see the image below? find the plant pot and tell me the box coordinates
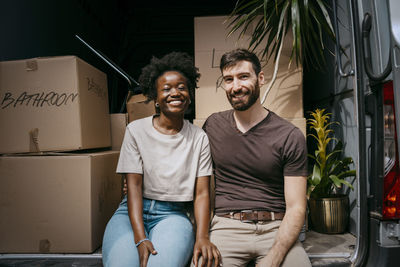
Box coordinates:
[308,194,349,234]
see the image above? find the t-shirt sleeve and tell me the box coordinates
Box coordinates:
[196,133,213,177]
[283,128,308,176]
[116,126,143,174]
[202,117,209,133]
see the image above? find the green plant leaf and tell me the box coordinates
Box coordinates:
[291,0,301,66]
[340,179,355,190]
[337,170,356,180]
[311,164,322,184]
[315,0,334,32]
[307,153,316,160]
[329,174,342,188]
[263,0,271,25]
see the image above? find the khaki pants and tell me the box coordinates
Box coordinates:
[202,215,311,267]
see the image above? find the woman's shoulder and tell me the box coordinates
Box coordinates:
[125,116,153,138]
[185,120,208,137]
[126,116,153,129]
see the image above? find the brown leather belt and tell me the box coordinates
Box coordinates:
[219,210,285,223]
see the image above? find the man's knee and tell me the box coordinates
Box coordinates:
[281,242,311,267]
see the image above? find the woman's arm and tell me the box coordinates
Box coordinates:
[192,176,221,267]
[126,173,157,267]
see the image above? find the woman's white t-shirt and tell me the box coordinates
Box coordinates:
[116,116,212,201]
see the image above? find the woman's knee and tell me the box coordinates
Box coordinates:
[102,213,139,267]
[148,215,194,266]
[154,215,194,243]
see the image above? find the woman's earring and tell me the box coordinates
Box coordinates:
[155,102,160,108]
[188,99,191,104]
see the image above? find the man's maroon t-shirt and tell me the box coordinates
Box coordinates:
[203,110,308,214]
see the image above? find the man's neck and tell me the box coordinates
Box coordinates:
[233,100,269,133]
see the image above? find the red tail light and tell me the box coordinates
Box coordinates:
[382,81,400,219]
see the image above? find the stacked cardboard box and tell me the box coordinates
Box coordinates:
[0,56,122,253]
[0,151,121,253]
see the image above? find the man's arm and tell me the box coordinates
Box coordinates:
[257,175,307,267]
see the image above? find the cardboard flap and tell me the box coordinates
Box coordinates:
[126,93,155,122]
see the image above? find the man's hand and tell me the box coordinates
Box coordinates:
[137,240,157,267]
[192,237,221,267]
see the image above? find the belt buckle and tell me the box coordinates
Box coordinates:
[239,210,257,223]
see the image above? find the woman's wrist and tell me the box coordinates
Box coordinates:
[135,237,149,247]
[195,235,210,241]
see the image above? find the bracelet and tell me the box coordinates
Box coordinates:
[135,238,149,247]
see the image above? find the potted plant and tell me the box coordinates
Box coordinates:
[307,108,356,234]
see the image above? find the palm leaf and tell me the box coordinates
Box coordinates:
[227,0,335,68]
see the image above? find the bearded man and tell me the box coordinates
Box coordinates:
[201,49,311,267]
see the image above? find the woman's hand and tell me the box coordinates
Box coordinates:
[137,240,157,267]
[192,237,221,267]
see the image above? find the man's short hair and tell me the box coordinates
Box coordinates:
[220,49,262,75]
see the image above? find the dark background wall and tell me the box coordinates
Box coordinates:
[0,0,234,115]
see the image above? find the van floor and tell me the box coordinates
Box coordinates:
[304,230,356,267]
[0,231,356,267]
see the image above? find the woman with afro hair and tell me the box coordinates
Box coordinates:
[102,52,221,267]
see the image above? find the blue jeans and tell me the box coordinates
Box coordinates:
[102,197,194,267]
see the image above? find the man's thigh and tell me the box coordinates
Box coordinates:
[254,221,311,267]
[208,216,257,267]
[280,241,312,267]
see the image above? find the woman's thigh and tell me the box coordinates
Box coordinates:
[147,214,194,267]
[102,201,141,267]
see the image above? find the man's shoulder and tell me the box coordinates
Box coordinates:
[206,109,233,123]
[267,112,303,138]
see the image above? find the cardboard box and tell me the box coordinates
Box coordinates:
[110,113,127,150]
[194,16,304,121]
[126,93,155,123]
[193,119,206,129]
[0,151,121,253]
[0,56,111,154]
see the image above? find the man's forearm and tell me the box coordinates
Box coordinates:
[259,175,307,267]
[266,206,305,266]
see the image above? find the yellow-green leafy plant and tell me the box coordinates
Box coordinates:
[307,109,356,198]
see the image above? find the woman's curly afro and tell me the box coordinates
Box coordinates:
[138,51,200,101]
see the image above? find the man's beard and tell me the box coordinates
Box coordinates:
[227,82,260,111]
